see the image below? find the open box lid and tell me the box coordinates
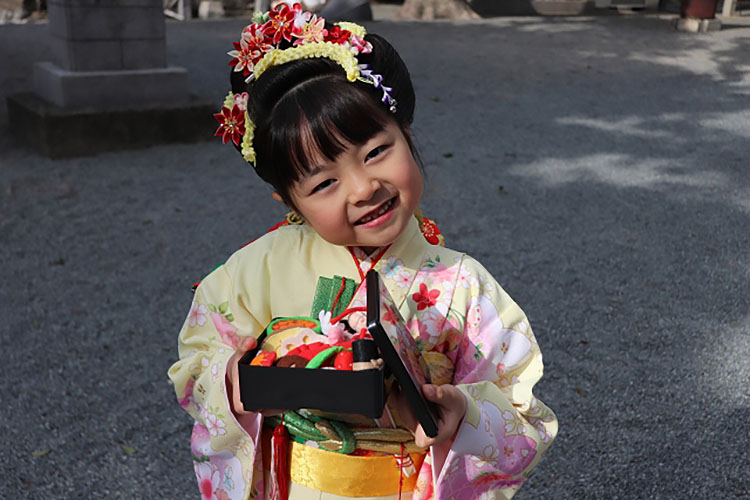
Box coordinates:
[366,270,439,438]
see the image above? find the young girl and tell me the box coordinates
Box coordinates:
[168,4,557,499]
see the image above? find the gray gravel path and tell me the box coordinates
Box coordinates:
[1,13,749,499]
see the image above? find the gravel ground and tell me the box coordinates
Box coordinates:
[1,13,749,499]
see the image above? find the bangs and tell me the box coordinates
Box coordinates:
[260,75,391,192]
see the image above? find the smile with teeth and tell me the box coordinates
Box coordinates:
[356,197,396,225]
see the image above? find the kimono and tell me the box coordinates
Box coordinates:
[168,217,557,500]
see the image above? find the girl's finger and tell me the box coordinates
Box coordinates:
[423,384,466,416]
[239,336,257,352]
[413,425,435,448]
[232,372,251,415]
[422,384,439,402]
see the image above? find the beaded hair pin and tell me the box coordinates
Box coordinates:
[213,2,398,166]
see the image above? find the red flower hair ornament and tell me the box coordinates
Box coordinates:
[214,3,397,167]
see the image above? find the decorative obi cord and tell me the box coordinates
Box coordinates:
[262,427,426,498]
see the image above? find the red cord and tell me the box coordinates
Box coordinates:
[328,279,348,317]
[329,306,367,326]
[327,244,390,327]
[347,245,391,282]
[397,443,405,500]
[273,413,290,500]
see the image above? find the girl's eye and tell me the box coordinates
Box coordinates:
[312,179,334,193]
[365,145,388,162]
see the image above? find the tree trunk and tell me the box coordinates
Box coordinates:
[398,0,480,20]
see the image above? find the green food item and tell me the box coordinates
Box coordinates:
[305,346,344,369]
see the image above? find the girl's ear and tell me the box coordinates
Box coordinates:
[272,191,302,216]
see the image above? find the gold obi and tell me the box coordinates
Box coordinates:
[263,427,426,497]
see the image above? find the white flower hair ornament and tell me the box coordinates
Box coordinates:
[213,3,398,166]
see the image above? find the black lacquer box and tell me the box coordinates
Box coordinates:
[238,342,386,417]
[238,270,437,434]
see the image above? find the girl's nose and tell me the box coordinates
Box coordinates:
[348,172,381,205]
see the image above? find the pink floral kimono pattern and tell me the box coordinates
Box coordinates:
[168,218,557,500]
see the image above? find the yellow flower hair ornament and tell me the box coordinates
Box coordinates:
[253,42,361,83]
[213,2,397,167]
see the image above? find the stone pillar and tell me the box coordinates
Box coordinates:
[35,0,188,108]
[7,0,213,158]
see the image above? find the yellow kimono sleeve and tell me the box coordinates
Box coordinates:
[167,263,267,500]
[432,256,557,499]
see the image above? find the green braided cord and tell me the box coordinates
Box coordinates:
[305,346,344,369]
[285,411,327,440]
[266,415,310,446]
[266,411,356,454]
[297,409,321,422]
[329,419,356,455]
[266,413,325,442]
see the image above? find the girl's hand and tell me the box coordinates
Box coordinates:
[225,337,283,418]
[226,336,257,415]
[390,383,467,448]
[413,384,467,448]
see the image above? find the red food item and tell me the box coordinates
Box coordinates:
[333,350,353,371]
[333,339,354,349]
[250,350,276,366]
[286,342,328,361]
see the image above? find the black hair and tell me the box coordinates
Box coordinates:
[230,32,418,207]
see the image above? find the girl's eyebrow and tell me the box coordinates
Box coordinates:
[302,132,384,180]
[305,164,326,178]
[301,162,331,180]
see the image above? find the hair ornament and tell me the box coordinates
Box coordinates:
[213,91,249,147]
[241,115,256,163]
[253,42,360,83]
[215,2,394,166]
[335,21,367,39]
[358,64,397,113]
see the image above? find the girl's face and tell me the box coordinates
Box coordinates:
[288,121,422,251]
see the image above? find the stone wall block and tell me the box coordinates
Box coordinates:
[34,62,189,109]
[50,0,161,7]
[56,39,124,71]
[7,92,216,159]
[34,62,66,108]
[118,6,166,39]
[47,2,70,39]
[81,67,189,107]
[122,40,167,70]
[51,5,164,41]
